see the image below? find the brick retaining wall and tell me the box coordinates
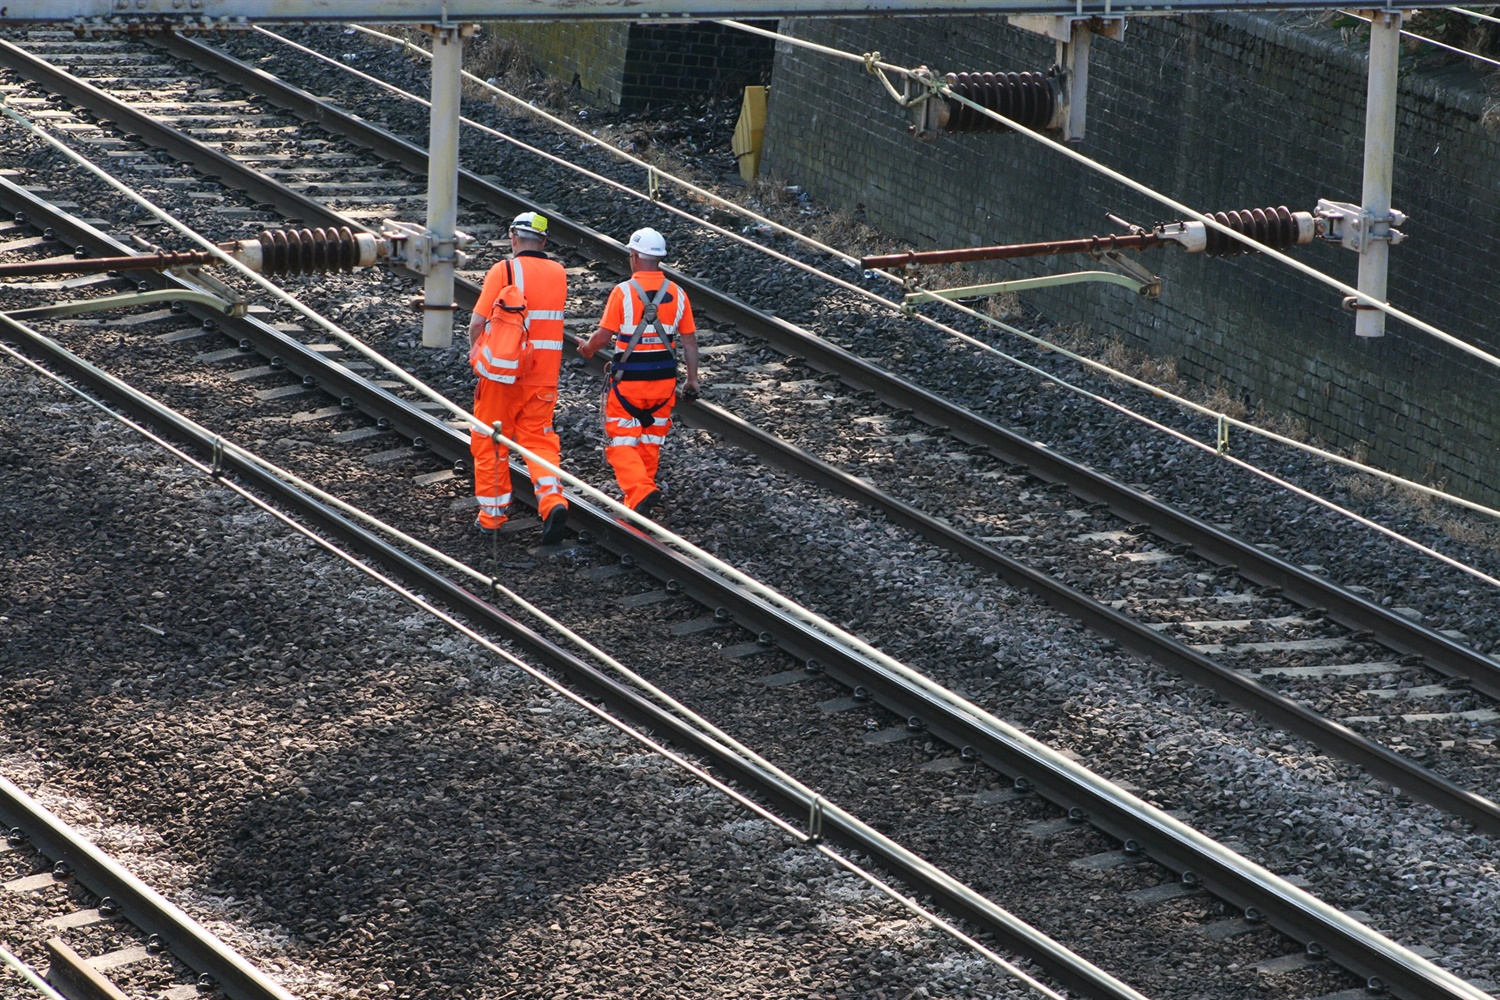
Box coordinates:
[482,21,773,111]
[760,14,1500,506]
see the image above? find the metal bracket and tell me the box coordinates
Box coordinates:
[4,287,234,321]
[1315,198,1406,253]
[1097,250,1162,298]
[380,218,472,276]
[169,264,246,315]
[1009,14,1124,141]
[901,66,948,141]
[902,268,1155,312]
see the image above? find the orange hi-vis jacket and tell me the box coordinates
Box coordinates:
[473,250,567,387]
[601,271,695,382]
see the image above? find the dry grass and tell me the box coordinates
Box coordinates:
[1200,378,1248,420]
[1482,100,1500,137]
[1441,516,1500,550]
[467,34,535,83]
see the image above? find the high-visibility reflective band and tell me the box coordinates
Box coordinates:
[640,433,668,445]
[476,493,512,515]
[619,280,681,340]
[480,346,521,370]
[534,475,563,497]
[529,340,564,351]
[528,309,564,321]
[476,343,521,383]
[607,415,643,429]
[606,435,641,448]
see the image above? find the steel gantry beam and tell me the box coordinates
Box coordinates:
[0,0,1471,24]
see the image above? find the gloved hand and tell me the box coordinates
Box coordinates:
[679,386,700,402]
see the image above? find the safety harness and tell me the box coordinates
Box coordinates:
[604,278,680,427]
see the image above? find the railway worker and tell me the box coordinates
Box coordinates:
[468,211,570,544]
[574,226,700,518]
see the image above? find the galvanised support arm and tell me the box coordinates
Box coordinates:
[1355,8,1401,337]
[420,23,470,349]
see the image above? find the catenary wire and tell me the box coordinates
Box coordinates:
[9,37,1500,622]
[12,29,1500,608]
[0,338,1083,1000]
[1445,5,1500,26]
[0,100,1118,805]
[343,22,1500,535]
[927,301,1500,590]
[1340,9,1500,69]
[312,31,1500,543]
[322,26,1500,537]
[717,18,1500,378]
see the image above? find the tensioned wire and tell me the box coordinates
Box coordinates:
[0,338,1083,1000]
[10,34,1500,614]
[336,22,1500,530]
[291,30,1500,553]
[1340,8,1500,69]
[718,18,1500,376]
[0,98,1106,813]
[0,57,1483,985]
[1448,5,1500,26]
[20,18,1500,611]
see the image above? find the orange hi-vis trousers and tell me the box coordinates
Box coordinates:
[471,379,566,529]
[603,378,676,510]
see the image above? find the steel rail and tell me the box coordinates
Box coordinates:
[0,312,1148,1000]
[10,25,1500,834]
[3,42,1495,997]
[141,32,1500,710]
[4,296,1487,1000]
[677,398,1500,836]
[2,175,1489,1000]
[10,31,1500,834]
[0,775,300,1000]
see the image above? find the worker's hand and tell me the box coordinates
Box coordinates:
[680,378,700,403]
[575,337,595,360]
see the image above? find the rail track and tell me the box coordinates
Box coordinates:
[0,774,296,1000]
[2,21,1498,1000]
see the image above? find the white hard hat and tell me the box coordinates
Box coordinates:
[627,227,667,258]
[511,211,548,237]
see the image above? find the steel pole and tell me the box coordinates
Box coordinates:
[1355,9,1400,338]
[422,24,464,348]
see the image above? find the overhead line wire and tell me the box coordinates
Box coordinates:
[249,28,1500,577]
[1341,9,1500,69]
[1445,5,1500,26]
[330,26,1500,540]
[0,96,1110,801]
[0,339,1076,1000]
[717,18,1500,377]
[14,29,1496,606]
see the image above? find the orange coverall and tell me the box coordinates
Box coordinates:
[470,250,569,530]
[595,272,696,510]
